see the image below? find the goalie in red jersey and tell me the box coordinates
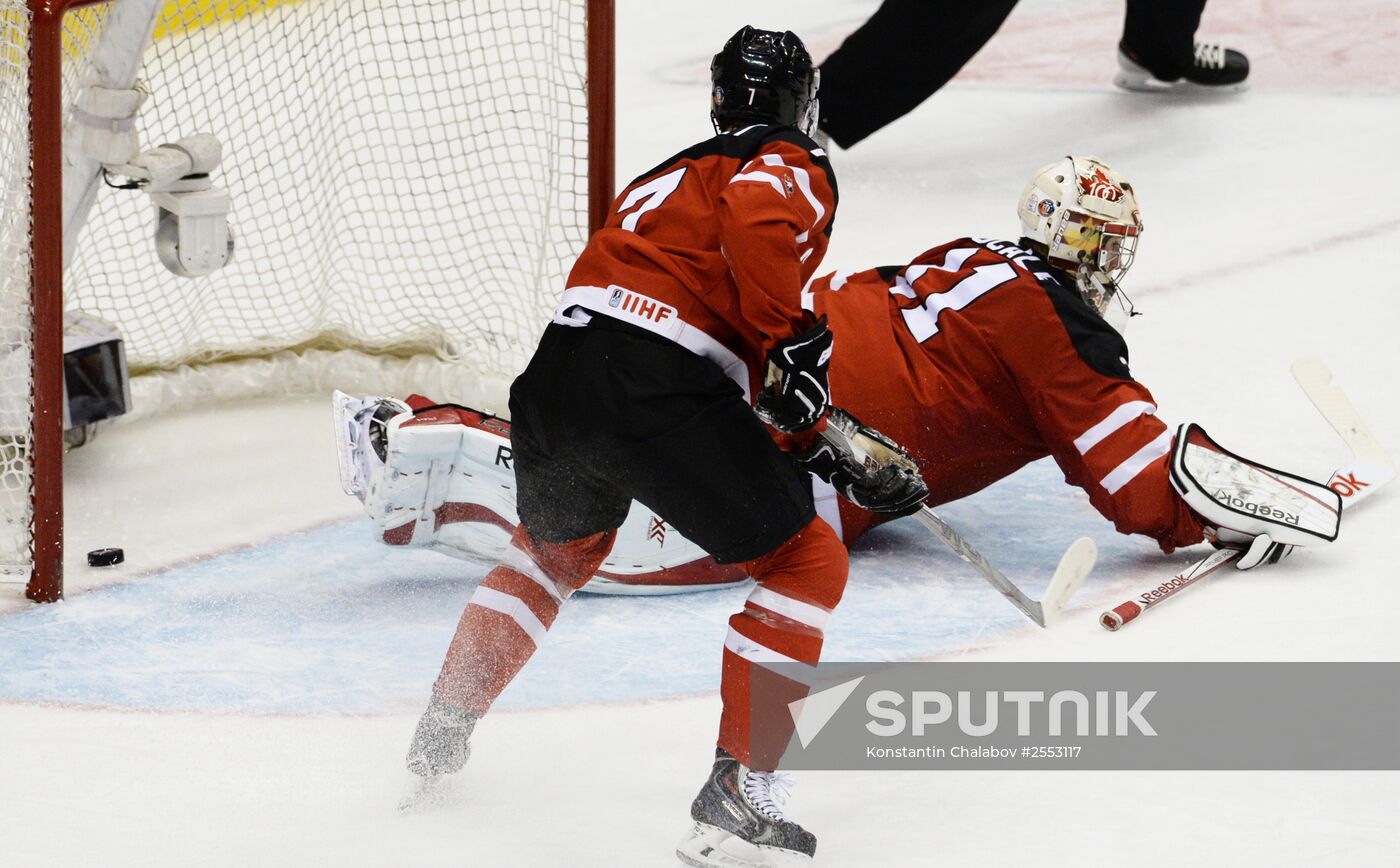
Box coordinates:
[811,155,1198,553]
[805,155,1333,566]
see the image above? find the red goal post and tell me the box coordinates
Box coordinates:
[5,0,615,602]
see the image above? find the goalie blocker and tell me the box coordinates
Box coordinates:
[1168,422,1341,569]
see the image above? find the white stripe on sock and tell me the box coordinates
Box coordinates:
[747,587,830,630]
[470,586,547,646]
[500,544,567,604]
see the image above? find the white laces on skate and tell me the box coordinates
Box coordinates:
[742,769,795,824]
[1193,42,1226,70]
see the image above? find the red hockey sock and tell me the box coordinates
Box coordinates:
[719,515,848,769]
[433,526,615,714]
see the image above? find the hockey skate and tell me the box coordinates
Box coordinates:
[331,390,410,503]
[1114,42,1249,93]
[398,694,479,812]
[676,750,815,867]
[405,693,478,777]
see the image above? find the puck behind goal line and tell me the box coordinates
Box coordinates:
[87,547,125,567]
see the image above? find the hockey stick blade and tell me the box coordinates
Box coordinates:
[1042,537,1099,624]
[914,506,1096,627]
[1104,360,1393,630]
[1291,357,1396,506]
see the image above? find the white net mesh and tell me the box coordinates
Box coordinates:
[70,0,588,375]
[0,0,594,583]
[0,1,34,577]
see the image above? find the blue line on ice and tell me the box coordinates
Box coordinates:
[0,460,1163,714]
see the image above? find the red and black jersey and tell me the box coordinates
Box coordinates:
[811,237,1204,552]
[560,124,837,390]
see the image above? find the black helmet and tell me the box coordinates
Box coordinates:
[710,26,818,134]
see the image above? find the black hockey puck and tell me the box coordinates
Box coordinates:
[87,547,124,567]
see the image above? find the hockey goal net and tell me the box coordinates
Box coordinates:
[0,0,613,601]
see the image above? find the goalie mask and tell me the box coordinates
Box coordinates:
[710,26,819,136]
[1018,156,1143,330]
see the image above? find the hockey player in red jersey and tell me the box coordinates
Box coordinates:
[373,26,926,867]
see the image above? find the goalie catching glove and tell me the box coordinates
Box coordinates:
[799,407,929,515]
[1169,423,1342,570]
[755,315,833,433]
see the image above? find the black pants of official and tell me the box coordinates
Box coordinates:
[819,0,1210,147]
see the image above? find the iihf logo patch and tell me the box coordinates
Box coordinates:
[609,288,623,308]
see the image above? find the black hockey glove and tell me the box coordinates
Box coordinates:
[797,408,929,516]
[755,316,833,433]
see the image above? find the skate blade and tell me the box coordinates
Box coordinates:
[676,822,813,867]
[1113,70,1248,94]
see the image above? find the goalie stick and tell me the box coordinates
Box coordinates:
[914,506,1097,628]
[1100,358,1395,631]
[806,402,1092,627]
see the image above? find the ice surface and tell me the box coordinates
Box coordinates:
[3,0,1399,864]
[0,460,1141,715]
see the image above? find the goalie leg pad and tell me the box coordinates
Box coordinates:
[1169,422,1341,547]
[335,394,747,590]
[379,403,520,558]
